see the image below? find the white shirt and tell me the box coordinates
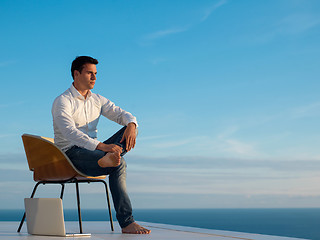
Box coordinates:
[52,84,138,152]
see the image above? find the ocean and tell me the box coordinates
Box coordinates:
[1,208,319,240]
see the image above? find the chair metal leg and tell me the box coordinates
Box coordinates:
[17,181,43,232]
[100,180,114,231]
[75,180,83,233]
[18,179,113,234]
[60,183,65,199]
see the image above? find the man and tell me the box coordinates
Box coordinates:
[52,56,150,234]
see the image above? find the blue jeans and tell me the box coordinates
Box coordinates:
[65,126,134,228]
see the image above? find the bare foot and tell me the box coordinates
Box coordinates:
[122,222,151,234]
[97,152,121,168]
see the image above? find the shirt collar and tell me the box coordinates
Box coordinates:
[70,83,92,100]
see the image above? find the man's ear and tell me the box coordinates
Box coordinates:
[74,70,80,78]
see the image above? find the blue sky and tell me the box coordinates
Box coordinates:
[1,0,320,209]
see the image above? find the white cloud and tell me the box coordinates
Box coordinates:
[2,153,320,208]
[0,60,17,67]
[216,126,239,139]
[214,126,260,157]
[201,0,228,22]
[223,139,258,156]
[240,13,320,45]
[238,101,320,126]
[126,157,320,197]
[0,133,20,139]
[149,58,167,65]
[277,14,320,35]
[136,100,320,160]
[290,101,320,118]
[143,27,189,41]
[140,0,227,45]
[138,134,172,141]
[149,137,194,149]
[136,132,260,158]
[0,101,25,109]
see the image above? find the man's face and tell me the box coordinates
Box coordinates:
[74,63,97,90]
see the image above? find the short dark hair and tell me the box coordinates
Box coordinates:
[71,56,98,79]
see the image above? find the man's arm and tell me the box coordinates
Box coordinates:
[120,122,137,152]
[96,122,136,153]
[96,142,123,153]
[99,95,138,152]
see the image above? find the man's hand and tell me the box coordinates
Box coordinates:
[96,142,123,154]
[120,122,137,152]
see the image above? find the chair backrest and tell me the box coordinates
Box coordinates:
[22,134,88,181]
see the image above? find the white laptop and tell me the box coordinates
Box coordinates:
[24,198,91,237]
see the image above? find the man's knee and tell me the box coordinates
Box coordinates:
[111,157,126,176]
[119,157,127,169]
[109,157,127,179]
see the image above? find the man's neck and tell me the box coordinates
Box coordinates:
[73,82,89,99]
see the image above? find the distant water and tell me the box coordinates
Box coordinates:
[1,208,319,239]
